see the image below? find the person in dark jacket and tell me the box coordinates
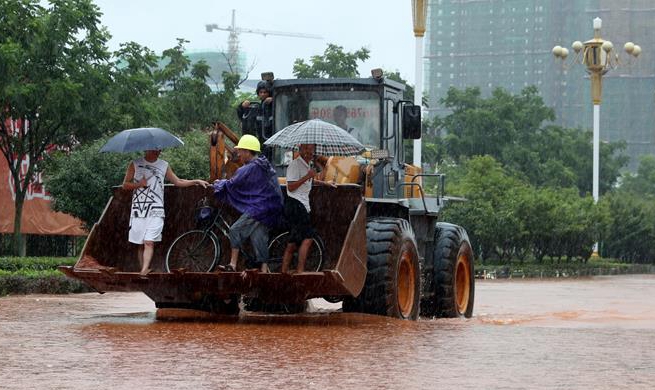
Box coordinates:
[237,80,274,160]
[213,134,283,272]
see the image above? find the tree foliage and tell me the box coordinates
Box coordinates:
[598,192,655,263]
[441,156,530,262]
[154,38,240,132]
[292,43,370,78]
[103,41,161,131]
[598,156,655,263]
[0,0,111,254]
[1,2,244,252]
[432,86,628,195]
[43,137,129,230]
[441,156,600,263]
[620,155,655,196]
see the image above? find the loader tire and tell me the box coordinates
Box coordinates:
[343,218,420,320]
[421,223,475,318]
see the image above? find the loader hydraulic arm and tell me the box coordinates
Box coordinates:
[209,122,241,181]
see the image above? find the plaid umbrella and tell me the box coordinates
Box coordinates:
[99,127,184,153]
[263,119,364,156]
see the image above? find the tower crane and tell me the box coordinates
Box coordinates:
[205,9,323,72]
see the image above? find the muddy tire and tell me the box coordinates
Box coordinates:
[421,223,475,318]
[343,218,420,320]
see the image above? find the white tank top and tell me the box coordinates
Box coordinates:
[130,157,169,219]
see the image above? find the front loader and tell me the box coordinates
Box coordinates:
[60,70,475,320]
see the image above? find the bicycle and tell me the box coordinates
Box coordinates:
[165,197,324,273]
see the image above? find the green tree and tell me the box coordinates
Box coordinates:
[599,193,655,263]
[436,86,627,195]
[441,156,529,262]
[439,86,554,162]
[43,137,129,230]
[293,43,370,78]
[103,42,161,131]
[154,39,240,132]
[0,0,111,255]
[620,155,655,196]
[517,187,598,263]
[441,155,601,263]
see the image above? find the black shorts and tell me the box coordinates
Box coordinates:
[284,197,316,246]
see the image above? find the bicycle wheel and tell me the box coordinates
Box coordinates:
[166,230,220,272]
[268,232,323,273]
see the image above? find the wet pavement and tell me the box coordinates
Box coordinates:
[1,275,654,389]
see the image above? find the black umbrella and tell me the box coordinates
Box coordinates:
[99,127,184,153]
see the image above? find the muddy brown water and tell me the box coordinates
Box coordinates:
[1,275,654,390]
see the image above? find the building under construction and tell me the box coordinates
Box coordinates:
[425,0,655,171]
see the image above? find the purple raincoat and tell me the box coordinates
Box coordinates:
[213,155,283,228]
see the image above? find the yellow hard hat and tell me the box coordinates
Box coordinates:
[236,134,261,152]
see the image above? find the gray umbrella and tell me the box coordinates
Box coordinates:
[99,127,184,153]
[264,119,364,156]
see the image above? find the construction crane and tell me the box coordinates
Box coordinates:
[205,9,323,72]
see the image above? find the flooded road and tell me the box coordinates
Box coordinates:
[1,275,654,389]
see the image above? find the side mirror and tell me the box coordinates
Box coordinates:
[402,104,422,139]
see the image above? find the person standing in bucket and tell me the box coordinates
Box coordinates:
[213,135,284,273]
[281,143,335,274]
[122,149,209,275]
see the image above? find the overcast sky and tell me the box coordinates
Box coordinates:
[92,0,418,83]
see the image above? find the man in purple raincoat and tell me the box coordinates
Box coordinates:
[213,134,283,272]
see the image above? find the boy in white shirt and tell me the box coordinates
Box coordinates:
[281,144,334,273]
[122,149,209,275]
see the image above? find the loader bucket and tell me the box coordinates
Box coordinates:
[59,184,367,310]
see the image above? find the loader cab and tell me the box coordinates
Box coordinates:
[269,73,421,199]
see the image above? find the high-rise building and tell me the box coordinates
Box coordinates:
[425,0,655,170]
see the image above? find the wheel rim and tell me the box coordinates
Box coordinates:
[454,250,471,315]
[397,248,417,318]
[166,231,218,272]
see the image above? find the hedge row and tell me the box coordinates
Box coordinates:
[0,257,91,296]
[0,256,76,271]
[476,262,655,279]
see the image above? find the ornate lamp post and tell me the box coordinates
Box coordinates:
[411,0,427,167]
[553,17,641,255]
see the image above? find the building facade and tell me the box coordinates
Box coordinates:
[425,0,655,170]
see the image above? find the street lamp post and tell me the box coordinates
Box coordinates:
[553,17,641,256]
[411,0,427,168]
